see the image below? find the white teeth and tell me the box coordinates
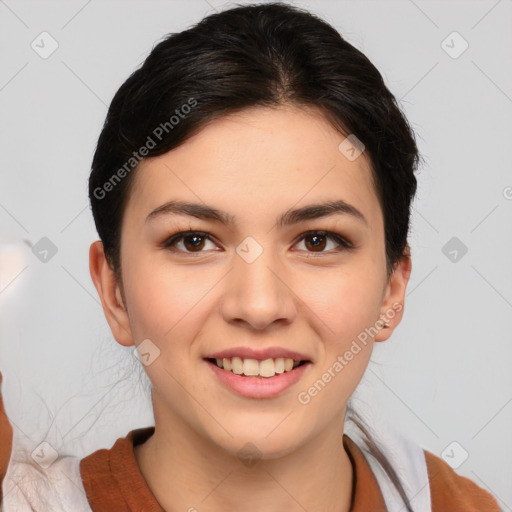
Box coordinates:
[232,356,243,375]
[242,358,260,376]
[212,356,304,377]
[259,358,275,377]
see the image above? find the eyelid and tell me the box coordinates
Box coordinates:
[160,229,354,254]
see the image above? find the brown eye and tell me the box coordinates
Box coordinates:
[304,233,327,252]
[182,233,207,251]
[295,230,352,254]
[162,231,216,253]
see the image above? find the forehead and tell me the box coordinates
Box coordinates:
[125,106,381,230]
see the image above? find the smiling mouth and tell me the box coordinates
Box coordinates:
[205,357,309,378]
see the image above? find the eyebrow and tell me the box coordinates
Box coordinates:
[145,199,368,227]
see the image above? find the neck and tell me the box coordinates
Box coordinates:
[134,407,354,512]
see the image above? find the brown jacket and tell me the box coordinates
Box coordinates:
[79,426,501,511]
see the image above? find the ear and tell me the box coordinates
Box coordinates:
[374,246,412,342]
[89,240,134,347]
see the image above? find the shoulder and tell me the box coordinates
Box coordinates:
[424,449,501,511]
[79,426,153,481]
[79,426,156,509]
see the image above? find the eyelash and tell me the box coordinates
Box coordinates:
[160,230,353,256]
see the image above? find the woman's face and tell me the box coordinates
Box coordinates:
[93,105,410,459]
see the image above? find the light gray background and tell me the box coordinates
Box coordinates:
[1,0,511,507]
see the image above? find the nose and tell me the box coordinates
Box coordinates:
[220,245,297,331]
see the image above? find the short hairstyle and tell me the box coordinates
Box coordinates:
[88,2,422,283]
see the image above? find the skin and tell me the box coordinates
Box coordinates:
[89,104,411,512]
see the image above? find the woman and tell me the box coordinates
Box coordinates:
[0,2,502,510]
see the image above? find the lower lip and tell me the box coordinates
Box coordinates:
[205,359,311,398]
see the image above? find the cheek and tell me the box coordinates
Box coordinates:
[296,272,378,410]
[296,262,384,342]
[123,255,216,346]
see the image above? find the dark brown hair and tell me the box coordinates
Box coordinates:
[88,3,421,508]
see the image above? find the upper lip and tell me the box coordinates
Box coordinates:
[205,346,312,362]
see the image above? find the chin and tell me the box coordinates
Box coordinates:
[207,418,310,462]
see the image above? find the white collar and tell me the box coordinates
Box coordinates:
[345,415,432,511]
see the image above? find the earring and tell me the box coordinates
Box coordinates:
[379,317,390,328]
